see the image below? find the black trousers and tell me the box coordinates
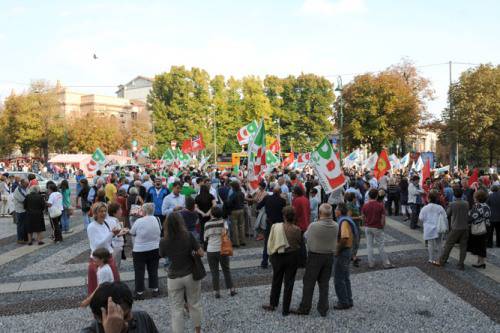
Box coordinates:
[299,252,334,314]
[386,195,400,216]
[487,221,500,247]
[50,216,63,242]
[410,204,421,228]
[132,249,160,293]
[298,231,307,268]
[207,251,233,291]
[269,251,299,314]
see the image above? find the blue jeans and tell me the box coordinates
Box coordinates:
[82,211,90,230]
[16,212,27,241]
[334,248,353,306]
[61,209,70,232]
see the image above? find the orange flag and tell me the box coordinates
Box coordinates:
[374,150,391,180]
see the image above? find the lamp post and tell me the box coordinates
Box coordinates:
[335,76,344,162]
[212,104,217,167]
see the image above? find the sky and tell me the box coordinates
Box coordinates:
[1,0,499,118]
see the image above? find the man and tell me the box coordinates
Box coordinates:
[408,175,424,229]
[333,203,357,310]
[92,170,105,186]
[75,169,86,196]
[13,178,29,244]
[291,204,338,317]
[88,178,105,204]
[257,185,287,269]
[439,187,470,270]
[487,185,500,248]
[80,281,158,333]
[361,188,395,269]
[367,172,378,190]
[147,178,169,224]
[327,186,345,213]
[292,186,310,268]
[345,180,362,207]
[142,174,153,192]
[161,181,185,217]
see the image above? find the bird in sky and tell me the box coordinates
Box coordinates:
[93,53,98,60]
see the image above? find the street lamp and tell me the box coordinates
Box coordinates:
[335,76,344,162]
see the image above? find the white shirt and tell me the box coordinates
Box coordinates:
[161,193,185,216]
[129,215,162,252]
[143,180,153,192]
[87,219,114,256]
[107,216,124,249]
[168,176,176,185]
[97,264,114,285]
[408,182,425,204]
[369,178,378,190]
[48,192,63,212]
[419,203,446,240]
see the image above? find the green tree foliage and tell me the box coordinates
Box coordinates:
[339,61,432,152]
[442,64,500,166]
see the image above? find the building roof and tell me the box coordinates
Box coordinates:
[116,76,154,92]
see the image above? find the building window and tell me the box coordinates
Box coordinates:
[131,112,137,120]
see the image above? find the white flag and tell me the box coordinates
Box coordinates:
[400,153,410,168]
[363,152,378,170]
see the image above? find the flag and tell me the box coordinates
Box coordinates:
[181,139,192,154]
[282,152,295,168]
[237,120,258,145]
[140,147,150,157]
[247,121,266,192]
[85,148,106,174]
[374,150,391,180]
[388,154,400,169]
[266,150,280,167]
[161,148,176,165]
[175,148,191,167]
[468,168,479,187]
[268,139,281,154]
[415,155,424,172]
[297,152,311,168]
[344,149,360,167]
[191,133,206,152]
[400,153,410,168]
[420,159,431,187]
[310,137,346,194]
[199,153,211,169]
[363,152,378,170]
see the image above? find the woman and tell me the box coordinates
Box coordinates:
[127,186,144,227]
[77,178,92,229]
[204,206,237,298]
[262,206,302,316]
[59,179,72,234]
[345,192,362,266]
[46,183,63,243]
[24,185,45,245]
[247,182,268,241]
[399,176,410,220]
[86,202,121,295]
[0,175,9,216]
[95,189,107,204]
[419,191,447,265]
[129,203,161,300]
[468,190,491,268]
[225,181,246,247]
[195,184,216,245]
[181,196,199,239]
[160,213,203,333]
[107,202,125,268]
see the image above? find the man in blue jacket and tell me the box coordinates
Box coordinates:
[146,178,169,226]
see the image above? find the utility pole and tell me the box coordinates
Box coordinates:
[213,105,217,167]
[277,118,281,162]
[336,76,344,163]
[449,61,458,171]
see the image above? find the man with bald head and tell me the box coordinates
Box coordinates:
[291,203,338,317]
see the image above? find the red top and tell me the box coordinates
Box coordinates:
[361,200,385,229]
[115,196,128,215]
[292,195,311,232]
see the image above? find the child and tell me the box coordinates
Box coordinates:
[81,248,114,307]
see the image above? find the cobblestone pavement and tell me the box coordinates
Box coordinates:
[0,211,499,332]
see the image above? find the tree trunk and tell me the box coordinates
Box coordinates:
[400,136,406,155]
[489,144,494,167]
[41,140,49,163]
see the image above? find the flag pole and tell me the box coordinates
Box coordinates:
[277,118,281,162]
[212,104,217,168]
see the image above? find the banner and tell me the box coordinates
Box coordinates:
[310,137,346,194]
[85,148,106,174]
[237,120,258,145]
[363,152,378,170]
[374,150,391,180]
[400,153,410,168]
[388,153,400,170]
[182,133,206,153]
[296,152,311,168]
[247,121,266,192]
[344,149,360,167]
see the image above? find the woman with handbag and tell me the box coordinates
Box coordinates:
[419,190,447,265]
[159,212,204,333]
[46,183,63,243]
[204,206,237,299]
[468,190,491,269]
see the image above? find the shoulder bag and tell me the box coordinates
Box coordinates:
[220,228,233,256]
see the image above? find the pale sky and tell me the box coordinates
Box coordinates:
[1,0,499,117]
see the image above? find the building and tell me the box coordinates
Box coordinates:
[410,129,438,152]
[56,81,143,126]
[116,76,153,102]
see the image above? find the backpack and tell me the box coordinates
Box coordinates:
[338,216,359,241]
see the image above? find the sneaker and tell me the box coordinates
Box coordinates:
[134,292,145,300]
[152,290,160,298]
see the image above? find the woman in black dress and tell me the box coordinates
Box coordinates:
[24,185,45,245]
[195,184,216,246]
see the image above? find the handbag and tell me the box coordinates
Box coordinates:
[471,221,487,235]
[220,228,233,256]
[191,252,206,281]
[129,197,144,217]
[48,205,62,218]
[437,212,448,234]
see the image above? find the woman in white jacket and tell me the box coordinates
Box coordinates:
[419,190,447,265]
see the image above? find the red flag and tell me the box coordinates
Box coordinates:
[181,139,192,154]
[468,168,479,187]
[374,150,391,180]
[269,139,280,154]
[190,133,206,152]
[420,159,431,187]
[282,152,294,168]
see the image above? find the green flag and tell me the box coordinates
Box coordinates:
[247,120,266,192]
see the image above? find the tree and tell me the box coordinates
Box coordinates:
[124,109,155,151]
[66,112,125,154]
[442,64,500,166]
[339,60,432,152]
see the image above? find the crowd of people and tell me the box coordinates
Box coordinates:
[1,161,498,332]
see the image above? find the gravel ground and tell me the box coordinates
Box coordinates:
[0,267,498,333]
